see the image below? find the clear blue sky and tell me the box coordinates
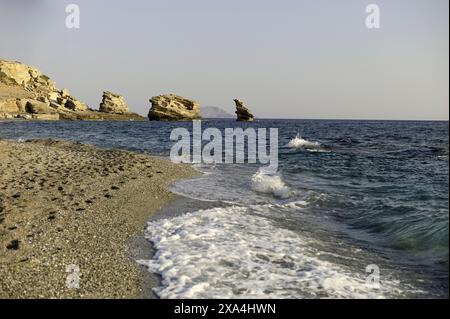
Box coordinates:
[0,0,448,120]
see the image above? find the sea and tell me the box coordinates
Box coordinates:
[0,119,448,298]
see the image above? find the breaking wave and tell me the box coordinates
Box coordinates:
[287,134,321,150]
[138,204,402,299]
[251,170,291,199]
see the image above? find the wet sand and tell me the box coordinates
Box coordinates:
[0,138,197,298]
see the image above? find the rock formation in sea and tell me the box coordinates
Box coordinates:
[234,99,254,122]
[148,94,201,121]
[0,59,144,120]
[99,91,130,114]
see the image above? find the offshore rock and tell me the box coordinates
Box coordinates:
[148,94,201,121]
[234,99,254,122]
[99,91,129,114]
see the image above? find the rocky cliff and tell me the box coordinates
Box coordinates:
[0,59,144,121]
[148,94,201,121]
[234,99,254,122]
[99,91,130,114]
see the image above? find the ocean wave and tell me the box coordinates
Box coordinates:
[287,134,322,151]
[170,165,294,204]
[251,170,291,199]
[138,204,401,299]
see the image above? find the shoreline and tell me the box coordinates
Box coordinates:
[135,195,230,298]
[0,138,198,298]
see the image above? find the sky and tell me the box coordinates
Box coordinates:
[0,0,448,120]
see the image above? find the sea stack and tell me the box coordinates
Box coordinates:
[234,99,254,122]
[99,91,130,114]
[148,94,201,121]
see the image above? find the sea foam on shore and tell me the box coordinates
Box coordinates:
[138,203,400,299]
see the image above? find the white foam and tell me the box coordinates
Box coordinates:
[171,165,292,204]
[138,205,401,299]
[287,134,321,150]
[251,170,291,199]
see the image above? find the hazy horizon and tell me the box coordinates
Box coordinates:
[1,0,448,120]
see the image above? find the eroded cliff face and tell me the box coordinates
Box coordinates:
[0,59,83,119]
[99,91,130,114]
[234,99,254,122]
[0,60,57,93]
[0,59,144,121]
[148,94,201,121]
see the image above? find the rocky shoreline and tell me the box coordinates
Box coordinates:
[0,59,144,121]
[0,138,198,298]
[1,58,256,122]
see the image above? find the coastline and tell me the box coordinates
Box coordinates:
[0,138,198,298]
[134,195,230,298]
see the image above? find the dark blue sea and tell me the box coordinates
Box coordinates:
[0,119,448,298]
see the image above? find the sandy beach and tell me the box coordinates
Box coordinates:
[0,138,197,298]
